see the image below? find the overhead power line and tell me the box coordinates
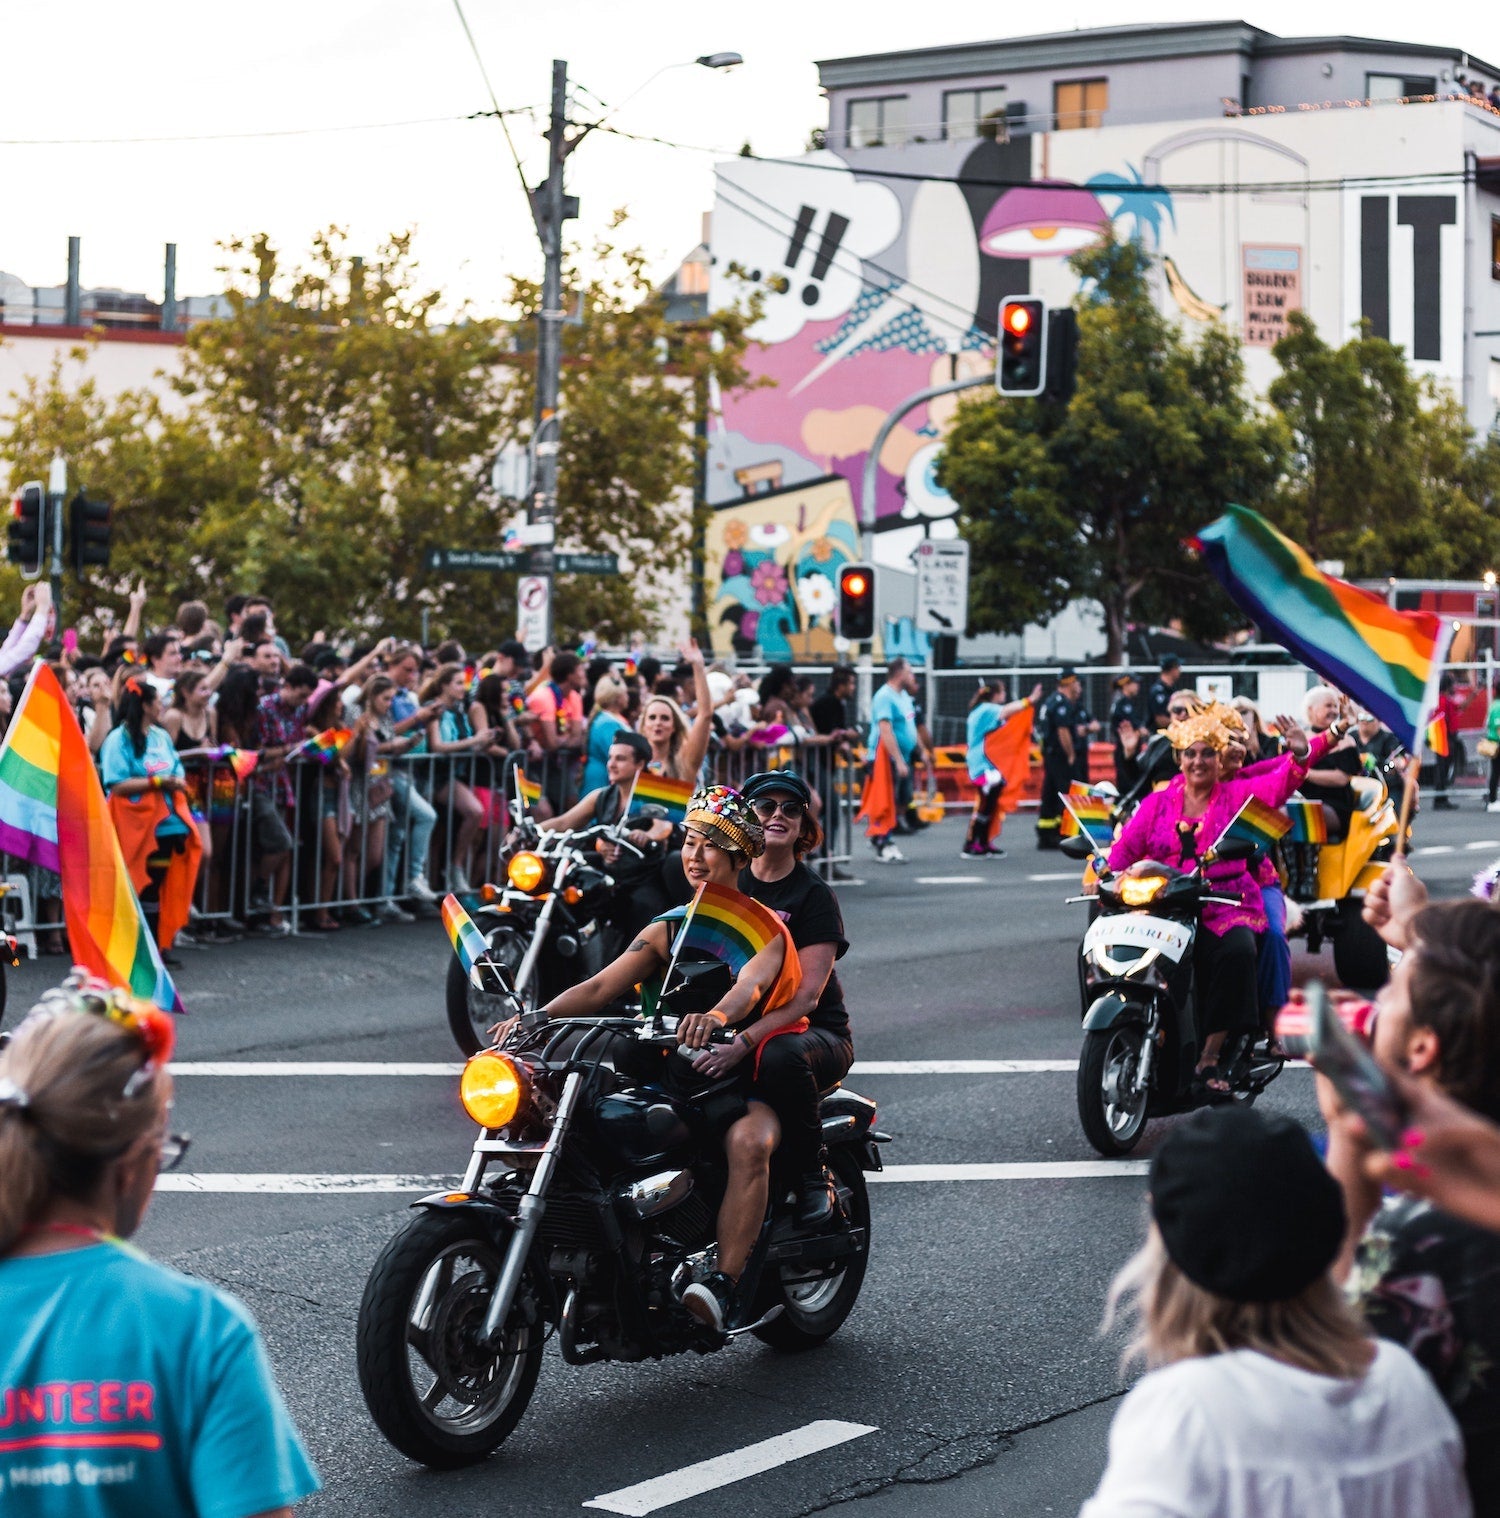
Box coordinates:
[0,111,530,147]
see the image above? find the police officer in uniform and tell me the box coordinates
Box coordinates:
[1146,655,1181,731]
[1036,668,1084,850]
[1109,672,1146,790]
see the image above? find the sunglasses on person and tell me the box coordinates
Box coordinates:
[749,798,806,820]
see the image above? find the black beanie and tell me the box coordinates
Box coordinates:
[1150,1106,1346,1303]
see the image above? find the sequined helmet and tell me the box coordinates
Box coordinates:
[683,784,765,859]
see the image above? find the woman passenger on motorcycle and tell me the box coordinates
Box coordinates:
[497,786,806,1333]
[1107,708,1341,1091]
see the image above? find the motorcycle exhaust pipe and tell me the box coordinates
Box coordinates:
[619,1169,692,1219]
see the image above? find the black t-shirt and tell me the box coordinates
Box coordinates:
[1040,691,1079,755]
[737,862,850,1038]
[1109,694,1144,737]
[1146,679,1176,728]
[1299,738,1362,817]
[810,691,849,736]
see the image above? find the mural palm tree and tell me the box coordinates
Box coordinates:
[1086,165,1176,249]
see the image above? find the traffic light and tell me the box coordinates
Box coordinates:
[68,491,111,575]
[6,483,45,572]
[838,562,876,641]
[997,297,1047,397]
[1045,308,1079,406]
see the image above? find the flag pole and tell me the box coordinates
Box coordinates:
[1061,795,1110,869]
[658,883,705,1014]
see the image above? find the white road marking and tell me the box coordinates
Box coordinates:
[154,1160,1153,1193]
[1419,845,1455,856]
[915,875,985,885]
[853,1059,1077,1074]
[583,1421,878,1514]
[1466,839,1499,850]
[1028,871,1082,881]
[167,1058,1080,1078]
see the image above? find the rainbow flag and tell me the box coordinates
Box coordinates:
[1426,715,1449,758]
[441,893,492,985]
[183,744,259,781]
[514,772,542,809]
[1060,786,1114,847]
[297,727,351,765]
[0,665,182,1010]
[1284,799,1328,845]
[1221,796,1292,854]
[632,771,695,822]
[661,881,801,1011]
[1193,506,1452,750]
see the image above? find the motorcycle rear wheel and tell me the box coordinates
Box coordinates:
[753,1149,870,1351]
[356,1210,543,1467]
[1078,1024,1149,1156]
[446,925,530,1056]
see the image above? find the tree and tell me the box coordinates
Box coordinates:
[937,237,1287,662]
[1267,312,1500,578]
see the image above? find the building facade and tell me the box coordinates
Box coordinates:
[705,23,1500,663]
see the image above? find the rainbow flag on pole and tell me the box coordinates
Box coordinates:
[1425,715,1450,758]
[0,664,182,1010]
[632,772,695,822]
[660,881,802,1011]
[1192,506,1452,750]
[1284,799,1328,845]
[514,772,542,810]
[441,893,493,986]
[1060,783,1114,847]
[1219,796,1292,854]
[295,727,351,765]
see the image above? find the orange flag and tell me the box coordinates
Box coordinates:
[981,703,1036,844]
[108,791,204,952]
[855,745,897,837]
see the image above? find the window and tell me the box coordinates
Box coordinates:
[943,87,1008,141]
[1367,72,1437,100]
[1053,78,1107,130]
[847,96,908,149]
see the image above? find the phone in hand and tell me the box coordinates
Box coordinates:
[61,629,78,653]
[1305,978,1408,1150]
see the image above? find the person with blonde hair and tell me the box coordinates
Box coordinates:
[1083,1106,1469,1516]
[639,640,714,783]
[581,674,630,793]
[0,975,318,1515]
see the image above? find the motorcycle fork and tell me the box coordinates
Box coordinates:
[1134,1004,1162,1097]
[513,858,572,1001]
[478,1069,585,1348]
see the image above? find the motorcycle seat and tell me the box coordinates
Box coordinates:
[817,1082,843,1098]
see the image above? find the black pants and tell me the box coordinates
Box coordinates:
[1487,750,1500,804]
[747,1026,854,1176]
[1194,925,1258,1041]
[1036,750,1072,843]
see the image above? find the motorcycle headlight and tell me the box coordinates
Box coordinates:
[1119,874,1167,907]
[506,851,550,894]
[460,1052,525,1128]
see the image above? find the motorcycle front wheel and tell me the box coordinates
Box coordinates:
[753,1148,871,1351]
[1077,1024,1149,1156]
[356,1210,543,1467]
[446,924,531,1055]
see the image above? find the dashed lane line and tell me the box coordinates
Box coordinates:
[167,1059,1084,1077]
[583,1420,878,1515]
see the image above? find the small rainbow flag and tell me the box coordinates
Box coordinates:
[1221,796,1292,854]
[1060,786,1113,847]
[1193,506,1452,750]
[0,664,182,1010]
[184,744,259,781]
[441,893,492,985]
[1426,715,1449,758]
[632,771,695,822]
[298,727,351,765]
[661,881,801,1011]
[514,772,542,809]
[1284,798,1328,844]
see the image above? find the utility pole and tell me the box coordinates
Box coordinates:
[46,453,66,625]
[527,59,575,649]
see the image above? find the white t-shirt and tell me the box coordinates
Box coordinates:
[1080,1341,1469,1517]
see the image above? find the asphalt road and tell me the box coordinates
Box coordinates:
[6,800,1496,1516]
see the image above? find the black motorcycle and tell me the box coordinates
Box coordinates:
[445,813,665,1054]
[360,965,888,1467]
[1063,834,1283,1156]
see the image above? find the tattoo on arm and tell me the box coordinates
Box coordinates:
[628,938,650,954]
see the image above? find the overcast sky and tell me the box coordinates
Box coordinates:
[2,1,1495,316]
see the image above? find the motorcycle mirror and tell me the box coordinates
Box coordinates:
[1059,834,1096,861]
[480,959,518,996]
[1212,837,1257,863]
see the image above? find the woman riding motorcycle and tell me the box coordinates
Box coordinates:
[490,785,805,1333]
[733,770,856,1228]
[1106,707,1339,1091]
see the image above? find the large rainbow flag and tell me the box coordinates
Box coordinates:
[1193,506,1451,750]
[632,771,695,822]
[661,881,802,1012]
[0,664,182,1010]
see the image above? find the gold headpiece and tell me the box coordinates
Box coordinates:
[1205,701,1246,738]
[1167,711,1230,752]
[683,784,765,859]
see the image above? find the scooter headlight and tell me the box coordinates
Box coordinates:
[506,851,550,894]
[460,1052,526,1128]
[1119,874,1167,907]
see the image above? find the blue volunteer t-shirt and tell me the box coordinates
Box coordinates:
[0,1244,318,1518]
[965,702,1005,781]
[98,727,189,838]
[866,684,918,760]
[582,711,628,793]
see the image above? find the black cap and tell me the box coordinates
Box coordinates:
[1059,666,1079,682]
[740,768,813,808]
[611,732,652,763]
[1150,1107,1345,1303]
[1114,673,1138,689]
[1160,655,1181,672]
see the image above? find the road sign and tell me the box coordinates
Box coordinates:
[913,539,970,635]
[424,548,528,573]
[517,576,550,652]
[555,551,619,576]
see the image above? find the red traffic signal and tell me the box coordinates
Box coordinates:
[1003,303,1033,336]
[997,298,1046,397]
[837,562,876,641]
[6,482,45,572]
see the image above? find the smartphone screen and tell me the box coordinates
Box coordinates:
[1307,978,1408,1150]
[62,629,78,653]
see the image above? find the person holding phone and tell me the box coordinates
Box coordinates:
[1319,899,1500,1512]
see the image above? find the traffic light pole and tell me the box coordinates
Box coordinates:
[46,453,65,627]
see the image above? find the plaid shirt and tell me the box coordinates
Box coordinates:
[254,693,309,806]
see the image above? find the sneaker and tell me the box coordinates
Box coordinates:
[1487,800,1500,814]
[680,1272,734,1333]
[406,873,438,904]
[981,844,1008,859]
[447,866,472,894]
[248,881,273,913]
[876,843,905,864]
[377,899,415,923]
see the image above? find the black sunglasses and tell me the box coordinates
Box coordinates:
[750,798,806,819]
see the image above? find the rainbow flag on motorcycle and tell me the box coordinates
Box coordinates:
[1060,783,1114,848]
[1283,798,1328,844]
[659,881,802,1013]
[441,893,493,986]
[1192,506,1451,751]
[1218,796,1292,855]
